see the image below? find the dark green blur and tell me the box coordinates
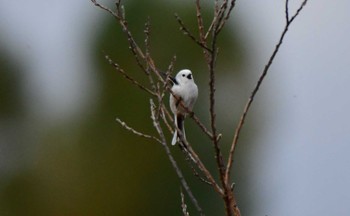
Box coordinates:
[0,1,258,215]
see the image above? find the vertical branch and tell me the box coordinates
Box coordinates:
[206,1,239,215]
[195,0,205,41]
[208,39,226,181]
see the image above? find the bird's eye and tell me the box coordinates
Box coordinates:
[182,74,185,77]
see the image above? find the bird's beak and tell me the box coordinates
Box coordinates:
[187,74,192,79]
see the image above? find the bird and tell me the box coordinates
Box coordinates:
[169,69,198,145]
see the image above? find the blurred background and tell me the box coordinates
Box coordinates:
[0,0,349,215]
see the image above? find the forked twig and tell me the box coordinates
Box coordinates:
[116,118,161,143]
[216,0,236,35]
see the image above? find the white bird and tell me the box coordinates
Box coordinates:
[169,69,198,145]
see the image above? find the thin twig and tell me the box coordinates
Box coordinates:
[175,13,212,52]
[225,0,309,185]
[285,0,290,23]
[91,0,118,17]
[195,0,205,41]
[289,0,308,23]
[190,114,214,139]
[216,0,237,35]
[116,118,161,143]
[105,55,156,96]
[188,160,213,186]
[161,55,177,97]
[92,0,161,76]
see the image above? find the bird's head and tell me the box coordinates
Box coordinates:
[175,69,195,85]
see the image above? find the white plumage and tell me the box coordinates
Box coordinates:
[169,69,198,145]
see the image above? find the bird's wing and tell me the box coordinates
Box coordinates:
[168,76,178,85]
[159,70,178,85]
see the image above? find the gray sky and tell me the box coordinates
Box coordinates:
[237,1,350,215]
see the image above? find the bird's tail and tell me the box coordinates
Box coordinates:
[172,114,185,145]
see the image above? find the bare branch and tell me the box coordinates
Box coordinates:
[206,17,228,208]
[195,0,205,42]
[116,118,161,143]
[225,0,309,185]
